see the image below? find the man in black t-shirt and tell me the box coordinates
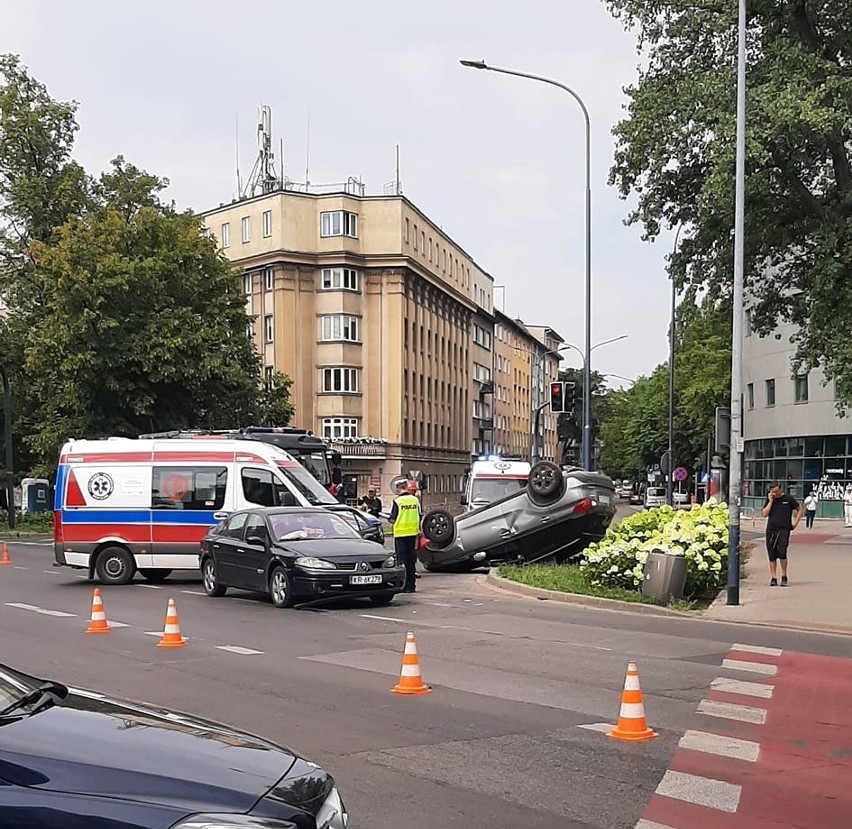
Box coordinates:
[761,481,803,587]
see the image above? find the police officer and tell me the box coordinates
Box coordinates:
[389,479,421,593]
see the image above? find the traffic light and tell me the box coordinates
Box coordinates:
[564,382,576,415]
[549,381,565,413]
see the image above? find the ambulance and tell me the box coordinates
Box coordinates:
[460,456,532,512]
[53,436,340,585]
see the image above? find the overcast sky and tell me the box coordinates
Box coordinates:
[3,0,675,385]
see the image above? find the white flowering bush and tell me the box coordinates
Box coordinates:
[581,503,729,598]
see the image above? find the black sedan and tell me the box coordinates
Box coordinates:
[419,461,616,571]
[323,504,385,544]
[200,507,404,607]
[0,661,348,828]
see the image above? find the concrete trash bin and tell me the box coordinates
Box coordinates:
[641,548,687,602]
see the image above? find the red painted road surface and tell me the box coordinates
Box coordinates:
[639,647,852,828]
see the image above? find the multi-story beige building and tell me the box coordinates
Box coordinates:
[202,186,497,508]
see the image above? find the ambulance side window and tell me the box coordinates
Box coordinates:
[152,467,228,510]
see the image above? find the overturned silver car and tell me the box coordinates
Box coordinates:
[418,461,616,571]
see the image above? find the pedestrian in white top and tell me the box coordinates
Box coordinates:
[803,491,818,529]
[844,485,852,528]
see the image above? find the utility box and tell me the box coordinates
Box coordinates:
[21,478,50,515]
[641,548,687,602]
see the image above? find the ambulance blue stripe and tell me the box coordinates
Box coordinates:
[54,465,67,511]
[61,509,219,526]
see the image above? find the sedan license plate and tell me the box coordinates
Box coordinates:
[350,574,382,585]
[598,494,611,505]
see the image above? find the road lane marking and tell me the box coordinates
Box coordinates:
[13,565,28,570]
[697,699,767,724]
[105,621,130,628]
[722,658,778,676]
[43,570,61,576]
[577,722,613,733]
[635,821,678,829]
[710,677,774,698]
[731,643,782,657]
[655,770,741,813]
[679,729,760,762]
[361,614,410,623]
[215,645,263,655]
[137,584,162,589]
[180,590,206,596]
[6,602,76,618]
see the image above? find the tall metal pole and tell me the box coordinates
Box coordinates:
[459,60,593,469]
[0,367,14,529]
[667,225,683,507]
[727,0,747,606]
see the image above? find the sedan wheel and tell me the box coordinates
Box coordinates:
[421,509,455,546]
[202,558,226,597]
[527,460,565,505]
[269,566,293,608]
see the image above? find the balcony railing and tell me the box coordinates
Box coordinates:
[329,438,388,458]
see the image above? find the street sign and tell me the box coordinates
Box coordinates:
[673,466,688,482]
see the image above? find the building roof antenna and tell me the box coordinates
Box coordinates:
[305,108,311,187]
[240,104,280,199]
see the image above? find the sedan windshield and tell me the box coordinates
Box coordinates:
[0,665,32,710]
[271,513,360,541]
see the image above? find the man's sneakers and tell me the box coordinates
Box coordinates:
[781,576,788,587]
[770,578,778,587]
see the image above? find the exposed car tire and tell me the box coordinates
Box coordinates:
[139,568,173,583]
[421,509,455,547]
[201,557,226,597]
[527,461,565,505]
[369,591,395,606]
[94,546,136,586]
[269,566,294,608]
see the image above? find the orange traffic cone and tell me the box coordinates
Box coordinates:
[85,588,111,634]
[0,542,12,566]
[391,631,432,695]
[608,661,658,741]
[156,598,187,648]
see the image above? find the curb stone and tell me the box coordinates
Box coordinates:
[485,570,693,618]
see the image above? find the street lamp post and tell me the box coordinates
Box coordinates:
[0,366,14,529]
[667,224,684,507]
[727,0,747,606]
[460,59,593,470]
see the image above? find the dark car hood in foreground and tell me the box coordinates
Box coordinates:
[277,537,387,558]
[0,690,296,811]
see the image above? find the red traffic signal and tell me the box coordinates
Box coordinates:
[550,381,565,413]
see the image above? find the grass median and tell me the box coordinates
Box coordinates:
[498,563,698,610]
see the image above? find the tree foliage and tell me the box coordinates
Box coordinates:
[0,56,293,474]
[605,1,852,408]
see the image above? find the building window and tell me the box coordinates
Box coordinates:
[264,314,274,343]
[322,417,358,439]
[413,224,418,250]
[473,363,492,383]
[264,267,274,291]
[473,324,492,349]
[246,321,254,340]
[243,273,252,295]
[404,218,410,244]
[747,383,754,409]
[320,210,358,238]
[241,216,251,243]
[321,268,359,291]
[221,222,230,249]
[765,378,775,407]
[321,367,359,393]
[264,366,274,389]
[262,210,272,238]
[321,314,360,342]
[795,374,809,403]
[420,231,425,252]
[745,309,752,336]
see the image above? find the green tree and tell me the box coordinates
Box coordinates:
[23,159,283,466]
[605,1,852,408]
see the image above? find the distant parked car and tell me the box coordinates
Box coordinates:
[0,660,349,828]
[672,490,690,507]
[200,507,404,607]
[616,482,634,499]
[644,487,667,509]
[418,461,616,571]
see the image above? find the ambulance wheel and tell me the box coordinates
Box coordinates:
[140,569,172,583]
[95,546,135,586]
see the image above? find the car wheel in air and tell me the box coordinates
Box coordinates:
[94,546,136,586]
[527,460,565,505]
[139,568,173,583]
[269,566,294,608]
[421,509,455,547]
[202,558,227,597]
[369,591,395,606]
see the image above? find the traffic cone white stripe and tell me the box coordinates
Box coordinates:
[404,641,418,655]
[624,674,641,691]
[400,664,421,677]
[619,702,647,719]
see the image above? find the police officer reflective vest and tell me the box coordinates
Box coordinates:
[392,494,421,537]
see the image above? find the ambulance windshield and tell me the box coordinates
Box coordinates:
[470,477,527,506]
[277,462,338,506]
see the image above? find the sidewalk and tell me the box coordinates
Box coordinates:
[705,518,852,634]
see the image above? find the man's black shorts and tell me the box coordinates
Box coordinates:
[765,529,790,561]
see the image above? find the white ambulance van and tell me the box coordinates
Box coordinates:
[461,456,532,512]
[53,437,340,585]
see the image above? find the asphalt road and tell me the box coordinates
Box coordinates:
[1,538,850,829]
